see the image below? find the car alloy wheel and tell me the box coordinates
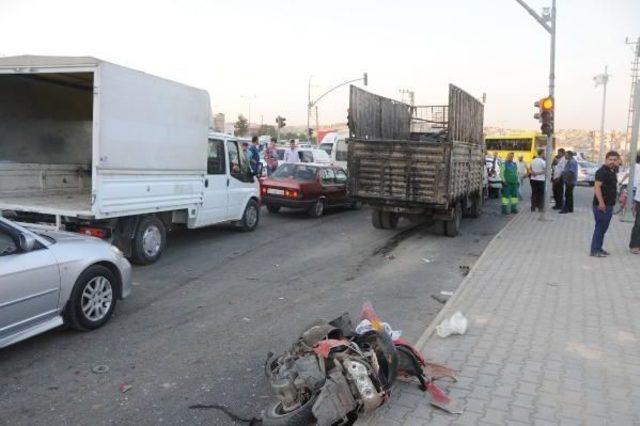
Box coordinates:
[81,276,113,322]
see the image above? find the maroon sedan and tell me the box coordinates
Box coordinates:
[261,163,359,217]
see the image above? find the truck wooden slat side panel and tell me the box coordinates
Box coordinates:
[347,85,485,233]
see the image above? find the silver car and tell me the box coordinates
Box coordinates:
[0,217,132,349]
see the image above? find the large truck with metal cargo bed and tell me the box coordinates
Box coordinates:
[0,55,261,264]
[347,85,485,236]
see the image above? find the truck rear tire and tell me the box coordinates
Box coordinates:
[132,216,166,265]
[467,192,483,218]
[381,211,399,229]
[444,202,462,237]
[372,209,384,229]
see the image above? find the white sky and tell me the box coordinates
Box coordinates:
[1,0,638,131]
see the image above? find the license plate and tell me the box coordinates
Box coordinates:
[267,188,284,195]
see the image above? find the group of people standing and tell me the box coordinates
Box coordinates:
[551,148,578,213]
[244,137,303,177]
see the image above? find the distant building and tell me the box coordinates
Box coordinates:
[213,113,225,132]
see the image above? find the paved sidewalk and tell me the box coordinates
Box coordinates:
[360,206,640,425]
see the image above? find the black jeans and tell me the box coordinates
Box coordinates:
[552,178,564,208]
[631,201,640,249]
[530,180,545,211]
[562,184,574,212]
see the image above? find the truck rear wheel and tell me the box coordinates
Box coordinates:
[372,209,384,229]
[444,202,462,237]
[132,216,166,265]
[466,192,483,219]
[381,211,399,229]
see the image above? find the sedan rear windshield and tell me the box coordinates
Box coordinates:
[272,164,318,181]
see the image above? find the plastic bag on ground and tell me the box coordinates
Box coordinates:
[436,312,468,338]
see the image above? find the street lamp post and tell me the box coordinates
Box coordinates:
[241,95,257,126]
[622,81,640,223]
[515,0,556,220]
[594,66,610,164]
[307,73,368,143]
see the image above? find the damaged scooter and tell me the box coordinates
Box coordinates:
[262,303,462,425]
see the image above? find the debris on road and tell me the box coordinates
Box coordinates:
[242,317,251,322]
[436,312,468,338]
[440,290,454,296]
[422,258,431,263]
[431,294,449,304]
[91,365,110,374]
[384,254,396,260]
[459,265,470,276]
[119,383,133,393]
[262,302,460,425]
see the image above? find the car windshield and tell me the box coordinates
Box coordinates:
[272,164,318,181]
[579,162,595,168]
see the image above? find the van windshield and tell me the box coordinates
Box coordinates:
[272,164,318,181]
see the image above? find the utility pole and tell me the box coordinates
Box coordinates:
[515,0,556,220]
[307,76,312,143]
[594,66,610,164]
[315,106,319,143]
[622,81,640,222]
[625,37,640,153]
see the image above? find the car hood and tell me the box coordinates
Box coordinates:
[27,227,102,245]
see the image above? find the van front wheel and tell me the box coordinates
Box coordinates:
[240,199,260,232]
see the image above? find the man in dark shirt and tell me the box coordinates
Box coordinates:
[560,151,577,214]
[590,151,620,257]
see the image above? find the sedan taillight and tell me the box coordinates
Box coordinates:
[284,189,300,199]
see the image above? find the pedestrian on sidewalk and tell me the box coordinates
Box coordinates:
[552,148,566,210]
[530,149,546,212]
[628,153,640,254]
[516,155,527,200]
[248,136,261,175]
[284,139,300,164]
[500,152,520,215]
[560,151,577,214]
[265,137,279,176]
[590,151,621,257]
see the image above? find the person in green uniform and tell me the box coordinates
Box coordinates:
[500,152,519,215]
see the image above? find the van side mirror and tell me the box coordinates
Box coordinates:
[18,233,36,252]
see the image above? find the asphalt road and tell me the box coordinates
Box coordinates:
[0,192,516,425]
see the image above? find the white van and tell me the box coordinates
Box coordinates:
[0,55,261,265]
[318,132,349,169]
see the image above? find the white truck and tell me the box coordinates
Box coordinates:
[0,55,261,264]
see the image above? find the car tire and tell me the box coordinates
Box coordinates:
[240,199,260,232]
[381,211,399,229]
[132,216,166,265]
[262,392,319,426]
[266,204,281,214]
[308,199,325,218]
[372,209,384,229]
[66,265,118,331]
[444,202,462,237]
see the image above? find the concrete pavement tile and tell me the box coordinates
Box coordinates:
[481,408,506,425]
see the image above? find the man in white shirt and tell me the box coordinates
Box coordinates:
[629,154,640,253]
[284,139,300,164]
[529,149,546,212]
[552,148,566,210]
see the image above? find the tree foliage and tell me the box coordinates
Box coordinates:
[234,114,249,136]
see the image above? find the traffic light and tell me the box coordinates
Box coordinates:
[534,97,554,136]
[363,72,368,86]
[308,128,314,138]
[275,116,286,129]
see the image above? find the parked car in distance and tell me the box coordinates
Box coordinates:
[485,157,503,198]
[0,217,132,349]
[261,164,359,217]
[577,161,597,186]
